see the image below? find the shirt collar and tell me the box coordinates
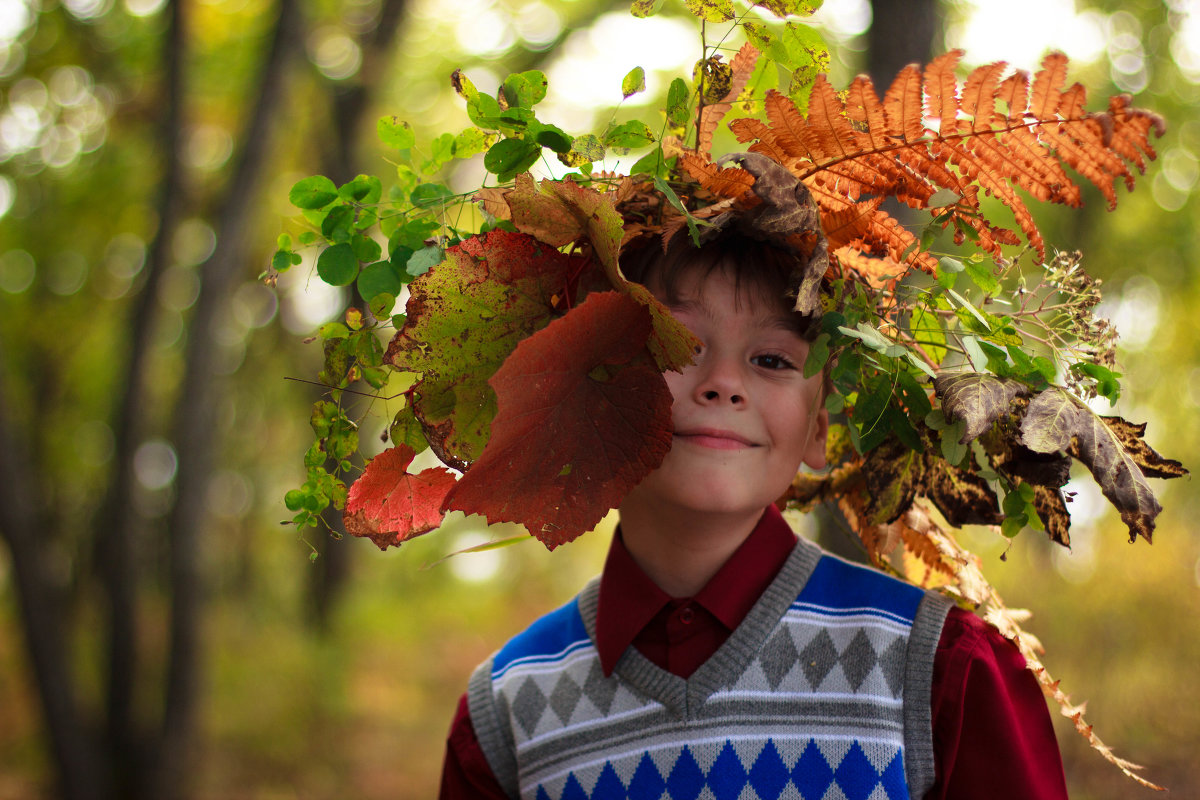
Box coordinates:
[594,504,798,676]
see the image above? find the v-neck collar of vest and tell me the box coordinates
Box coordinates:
[577,536,824,721]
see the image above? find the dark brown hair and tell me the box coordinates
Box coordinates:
[620,227,822,341]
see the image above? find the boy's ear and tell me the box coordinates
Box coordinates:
[802,404,830,471]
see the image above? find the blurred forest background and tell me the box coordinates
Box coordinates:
[1,0,1199,797]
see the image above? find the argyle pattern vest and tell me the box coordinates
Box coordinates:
[468,538,952,800]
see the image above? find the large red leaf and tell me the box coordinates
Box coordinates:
[344,445,458,549]
[444,291,673,549]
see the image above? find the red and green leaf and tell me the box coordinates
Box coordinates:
[386,229,588,468]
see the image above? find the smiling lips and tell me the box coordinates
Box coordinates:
[673,427,759,450]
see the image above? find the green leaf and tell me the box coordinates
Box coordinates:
[358,261,404,304]
[351,234,382,264]
[454,127,493,159]
[604,120,656,151]
[743,21,829,94]
[755,0,823,17]
[685,0,734,21]
[964,260,1001,294]
[289,176,339,210]
[392,218,440,252]
[339,174,382,204]
[483,138,542,178]
[410,182,453,209]
[927,188,961,208]
[630,147,673,178]
[909,305,946,363]
[406,245,443,278]
[316,243,358,287]
[666,78,691,128]
[558,133,605,168]
[653,176,705,246]
[803,332,830,378]
[422,133,455,173]
[529,121,573,154]
[1071,362,1123,404]
[317,323,349,341]
[941,419,969,465]
[622,66,647,99]
[502,70,548,109]
[377,116,415,150]
[321,205,353,242]
[393,166,420,199]
[630,0,665,16]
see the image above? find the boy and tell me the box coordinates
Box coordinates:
[439,228,1068,799]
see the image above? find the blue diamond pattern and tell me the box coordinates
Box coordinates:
[748,740,790,799]
[833,742,881,800]
[708,741,749,800]
[879,750,907,799]
[536,786,552,800]
[628,752,667,800]
[561,773,589,800]
[666,746,705,800]
[592,763,626,798]
[792,739,835,800]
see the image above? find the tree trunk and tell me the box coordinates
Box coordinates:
[96,0,189,791]
[0,363,106,800]
[867,0,939,91]
[150,0,304,795]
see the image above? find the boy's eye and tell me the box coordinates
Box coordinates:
[751,353,796,370]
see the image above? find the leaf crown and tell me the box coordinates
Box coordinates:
[276,16,1181,790]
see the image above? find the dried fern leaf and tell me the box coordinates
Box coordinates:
[697,42,760,157]
[884,64,926,143]
[924,50,963,136]
[917,506,1165,792]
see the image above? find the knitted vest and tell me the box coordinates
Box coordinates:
[468,538,952,800]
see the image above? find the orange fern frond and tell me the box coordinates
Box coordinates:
[723,49,1162,271]
[696,43,760,157]
[679,151,757,201]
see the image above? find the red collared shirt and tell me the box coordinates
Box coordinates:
[439,506,1067,799]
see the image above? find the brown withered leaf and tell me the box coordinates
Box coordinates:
[1018,387,1179,543]
[1032,485,1071,546]
[703,151,829,316]
[935,372,1032,443]
[862,433,1002,528]
[1099,417,1186,479]
[862,436,920,524]
[924,456,1004,528]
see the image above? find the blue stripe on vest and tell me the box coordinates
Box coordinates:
[794,554,924,623]
[492,597,590,679]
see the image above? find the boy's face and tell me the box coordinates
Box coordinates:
[621,265,829,523]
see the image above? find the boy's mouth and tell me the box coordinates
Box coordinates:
[673,428,758,450]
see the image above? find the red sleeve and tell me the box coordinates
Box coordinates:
[926,606,1068,800]
[438,693,511,800]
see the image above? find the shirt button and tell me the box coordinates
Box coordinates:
[679,606,695,624]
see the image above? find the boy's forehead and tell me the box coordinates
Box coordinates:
[664,267,803,330]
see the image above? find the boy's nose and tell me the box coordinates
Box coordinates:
[693,356,746,405]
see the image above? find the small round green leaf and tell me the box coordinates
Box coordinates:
[358,261,404,303]
[378,116,415,149]
[622,66,646,99]
[483,138,541,177]
[316,243,359,286]
[289,176,338,209]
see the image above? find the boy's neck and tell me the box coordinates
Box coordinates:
[616,502,765,598]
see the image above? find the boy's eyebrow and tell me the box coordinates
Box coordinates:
[670,297,810,338]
